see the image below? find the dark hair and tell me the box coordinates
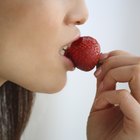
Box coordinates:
[0,81,35,140]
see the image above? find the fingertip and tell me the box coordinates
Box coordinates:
[94,67,102,77]
[116,89,140,121]
[100,53,109,60]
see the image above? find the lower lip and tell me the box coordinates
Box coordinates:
[62,56,75,71]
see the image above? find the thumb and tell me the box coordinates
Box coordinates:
[92,89,140,122]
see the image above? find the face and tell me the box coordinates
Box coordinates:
[0,0,88,93]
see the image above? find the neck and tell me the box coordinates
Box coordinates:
[0,78,6,87]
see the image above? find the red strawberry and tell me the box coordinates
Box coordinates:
[64,36,101,71]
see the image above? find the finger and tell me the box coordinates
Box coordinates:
[108,50,132,57]
[93,89,140,122]
[95,55,140,80]
[101,65,140,103]
[95,50,133,89]
[94,78,102,98]
[99,50,132,64]
[94,50,134,98]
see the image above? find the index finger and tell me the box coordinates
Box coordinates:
[100,65,140,103]
[95,50,132,98]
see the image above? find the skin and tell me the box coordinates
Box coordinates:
[0,0,88,93]
[1,0,140,139]
[87,50,140,140]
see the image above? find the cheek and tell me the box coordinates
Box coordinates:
[1,47,67,93]
[0,2,67,93]
[2,59,67,93]
[1,1,62,47]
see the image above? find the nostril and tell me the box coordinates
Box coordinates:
[64,2,89,26]
[64,13,88,26]
[77,16,88,25]
[77,21,81,24]
[76,21,82,25]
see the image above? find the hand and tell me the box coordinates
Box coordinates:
[87,50,140,140]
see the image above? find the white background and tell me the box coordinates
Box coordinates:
[22,0,140,140]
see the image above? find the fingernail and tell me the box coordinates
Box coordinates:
[100,53,109,60]
[94,67,102,77]
[94,98,106,110]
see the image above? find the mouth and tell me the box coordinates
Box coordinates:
[59,35,80,56]
[59,44,71,56]
[59,43,75,71]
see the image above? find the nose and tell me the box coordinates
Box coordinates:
[64,0,89,25]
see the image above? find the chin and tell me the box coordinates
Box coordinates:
[30,81,67,94]
[35,85,65,94]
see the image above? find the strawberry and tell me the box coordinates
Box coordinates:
[64,36,101,71]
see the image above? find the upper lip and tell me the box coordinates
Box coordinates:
[61,34,80,51]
